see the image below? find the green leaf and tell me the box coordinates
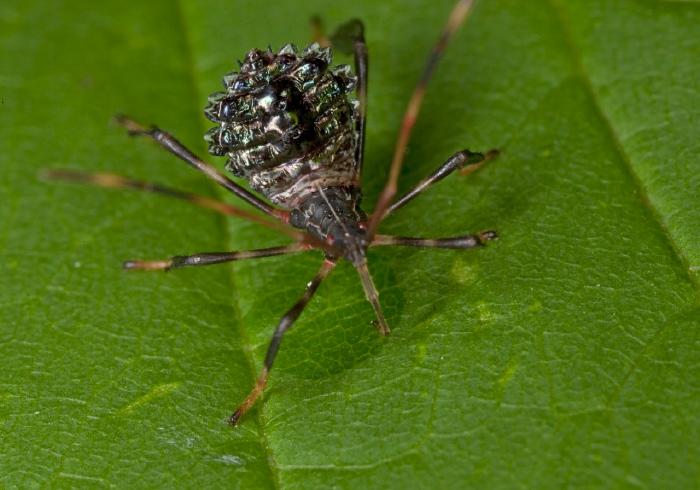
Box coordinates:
[2,0,699,487]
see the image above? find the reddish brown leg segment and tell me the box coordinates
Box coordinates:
[310,16,331,47]
[43,169,289,227]
[228,258,338,426]
[354,261,390,335]
[115,115,287,222]
[367,0,477,240]
[42,169,341,255]
[123,243,311,271]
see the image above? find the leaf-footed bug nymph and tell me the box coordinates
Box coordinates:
[44,0,497,426]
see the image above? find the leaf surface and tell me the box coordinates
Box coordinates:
[1,0,699,487]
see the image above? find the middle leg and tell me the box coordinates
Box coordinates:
[371,231,497,249]
[42,169,341,255]
[123,243,311,271]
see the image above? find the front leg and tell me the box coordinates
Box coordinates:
[115,115,285,221]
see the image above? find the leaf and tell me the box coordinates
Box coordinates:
[1,0,699,487]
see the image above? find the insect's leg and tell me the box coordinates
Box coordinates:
[459,149,498,177]
[123,243,310,271]
[371,231,497,249]
[229,258,338,426]
[42,170,340,255]
[328,20,368,178]
[310,17,367,175]
[309,17,330,46]
[367,0,477,240]
[380,149,498,219]
[355,261,390,335]
[114,115,286,222]
[42,169,290,222]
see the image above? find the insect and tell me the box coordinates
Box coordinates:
[44,0,497,426]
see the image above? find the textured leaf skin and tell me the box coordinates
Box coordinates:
[1,0,699,488]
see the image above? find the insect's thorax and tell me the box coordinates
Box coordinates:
[289,185,368,262]
[204,43,360,209]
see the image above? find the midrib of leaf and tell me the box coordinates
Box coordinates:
[175,0,282,487]
[548,0,700,292]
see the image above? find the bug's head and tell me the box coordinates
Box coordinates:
[336,229,369,267]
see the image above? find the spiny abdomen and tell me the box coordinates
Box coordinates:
[204,43,360,209]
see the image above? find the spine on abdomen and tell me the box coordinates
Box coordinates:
[204,43,361,209]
